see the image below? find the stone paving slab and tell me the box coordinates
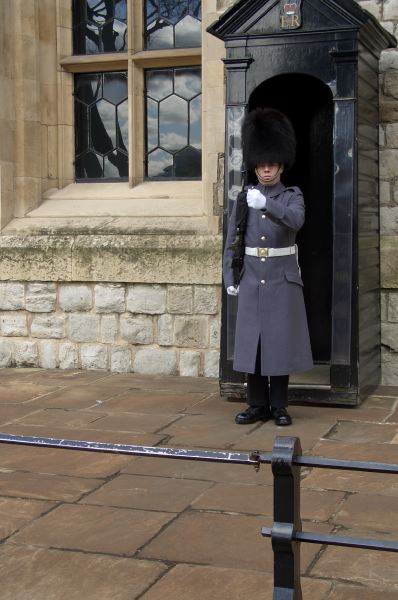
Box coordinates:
[332,492,398,534]
[0,471,103,501]
[0,444,132,478]
[10,369,113,385]
[122,455,274,485]
[184,393,246,417]
[191,482,345,521]
[24,384,128,409]
[310,544,398,590]
[302,467,398,496]
[0,422,165,446]
[231,415,337,452]
[90,373,218,393]
[90,389,211,414]
[16,408,107,429]
[140,510,330,572]
[0,383,62,403]
[0,545,167,600]
[0,403,42,425]
[161,413,260,447]
[325,420,398,443]
[139,564,332,600]
[310,439,398,462]
[11,503,175,555]
[386,404,398,422]
[85,412,181,433]
[0,498,56,540]
[327,585,398,599]
[338,405,396,422]
[80,473,214,512]
[0,368,43,382]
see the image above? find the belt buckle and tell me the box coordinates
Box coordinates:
[258,248,268,258]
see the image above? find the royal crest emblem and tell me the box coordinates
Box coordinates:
[280,0,302,29]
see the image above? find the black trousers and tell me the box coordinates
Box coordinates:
[247,342,289,409]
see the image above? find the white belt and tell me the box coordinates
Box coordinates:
[245,245,296,258]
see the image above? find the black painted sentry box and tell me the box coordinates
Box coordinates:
[208,0,396,405]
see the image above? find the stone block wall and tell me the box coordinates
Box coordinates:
[0,282,221,377]
[380,29,398,383]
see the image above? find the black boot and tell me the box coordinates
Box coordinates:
[271,407,292,426]
[235,406,270,425]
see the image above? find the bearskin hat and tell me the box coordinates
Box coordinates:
[241,108,296,171]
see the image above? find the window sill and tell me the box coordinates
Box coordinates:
[2,181,209,236]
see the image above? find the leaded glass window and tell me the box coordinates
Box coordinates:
[74,72,128,180]
[73,0,127,55]
[145,0,201,49]
[145,66,201,179]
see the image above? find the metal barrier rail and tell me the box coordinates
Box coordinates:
[1,432,397,599]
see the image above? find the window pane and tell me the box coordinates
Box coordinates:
[144,0,201,49]
[74,71,128,181]
[145,66,201,179]
[73,0,127,55]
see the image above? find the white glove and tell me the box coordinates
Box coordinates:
[247,188,266,210]
[227,285,239,296]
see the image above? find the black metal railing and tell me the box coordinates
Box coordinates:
[0,432,397,599]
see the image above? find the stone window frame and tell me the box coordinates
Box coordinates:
[59,0,202,189]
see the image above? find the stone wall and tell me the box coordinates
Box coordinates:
[0,281,221,376]
[379,23,398,383]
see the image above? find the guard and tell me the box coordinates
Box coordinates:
[223,108,313,426]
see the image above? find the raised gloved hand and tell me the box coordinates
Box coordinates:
[247,188,266,210]
[227,285,239,296]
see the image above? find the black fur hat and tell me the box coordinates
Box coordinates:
[241,108,296,171]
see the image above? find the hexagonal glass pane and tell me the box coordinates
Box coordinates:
[102,19,127,52]
[189,0,201,19]
[73,0,127,54]
[117,100,128,151]
[76,21,101,54]
[104,150,128,178]
[74,102,89,155]
[103,72,127,105]
[95,100,116,149]
[146,0,158,24]
[160,0,188,22]
[146,70,173,101]
[146,19,173,49]
[147,148,173,178]
[146,98,158,151]
[75,73,102,105]
[73,23,100,55]
[175,147,201,178]
[115,0,127,20]
[87,0,108,24]
[75,151,104,179]
[90,100,115,154]
[175,15,201,48]
[175,67,201,100]
[159,95,188,152]
[189,95,201,150]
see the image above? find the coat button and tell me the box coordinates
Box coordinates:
[261,258,266,262]
[261,214,266,219]
[261,236,266,240]
[261,279,265,284]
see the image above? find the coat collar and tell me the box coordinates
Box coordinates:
[257,181,285,198]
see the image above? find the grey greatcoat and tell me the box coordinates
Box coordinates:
[223,181,313,376]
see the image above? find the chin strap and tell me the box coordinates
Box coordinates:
[255,165,284,186]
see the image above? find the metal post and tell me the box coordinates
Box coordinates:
[271,436,302,599]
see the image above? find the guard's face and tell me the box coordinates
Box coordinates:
[256,162,281,181]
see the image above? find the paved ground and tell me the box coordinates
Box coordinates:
[0,368,397,599]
